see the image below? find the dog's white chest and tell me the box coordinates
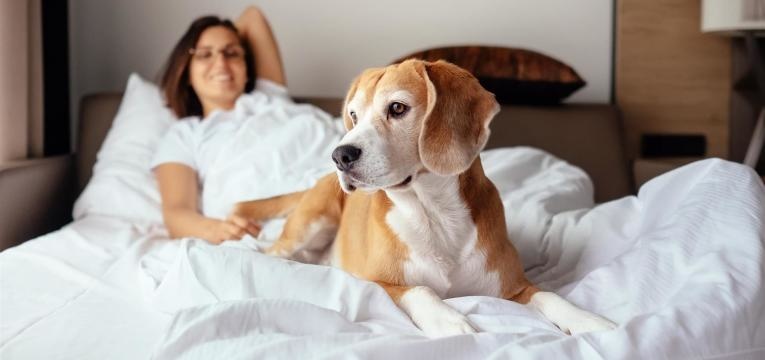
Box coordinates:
[385,176,501,298]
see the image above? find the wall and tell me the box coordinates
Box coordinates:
[616,0,731,160]
[69,0,613,144]
[0,1,29,162]
[29,0,44,158]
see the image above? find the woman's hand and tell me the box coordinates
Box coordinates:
[155,164,263,245]
[207,214,262,245]
[237,5,265,26]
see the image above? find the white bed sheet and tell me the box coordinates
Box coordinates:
[0,215,172,359]
[1,150,764,359]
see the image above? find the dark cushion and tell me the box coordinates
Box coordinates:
[392,46,586,105]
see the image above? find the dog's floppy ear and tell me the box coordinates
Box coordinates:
[418,60,500,176]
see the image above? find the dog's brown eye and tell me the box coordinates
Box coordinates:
[388,102,408,118]
[349,111,357,125]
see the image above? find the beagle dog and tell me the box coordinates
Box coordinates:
[233,59,616,337]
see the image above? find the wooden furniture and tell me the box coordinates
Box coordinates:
[616,0,731,161]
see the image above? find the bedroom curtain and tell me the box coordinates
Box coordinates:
[0,0,43,163]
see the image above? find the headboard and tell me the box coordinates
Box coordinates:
[78,94,633,203]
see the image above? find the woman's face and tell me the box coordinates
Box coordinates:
[188,26,248,115]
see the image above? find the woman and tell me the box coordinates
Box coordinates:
[152,6,285,244]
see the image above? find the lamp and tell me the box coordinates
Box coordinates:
[702,0,765,171]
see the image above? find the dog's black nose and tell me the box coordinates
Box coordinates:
[332,145,362,171]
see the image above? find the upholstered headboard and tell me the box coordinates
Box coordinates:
[78,94,633,203]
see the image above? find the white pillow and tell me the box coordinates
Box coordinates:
[73,73,175,223]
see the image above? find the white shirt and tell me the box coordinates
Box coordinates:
[150,79,343,219]
[151,79,289,182]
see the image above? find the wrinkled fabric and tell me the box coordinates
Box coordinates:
[2,151,764,360]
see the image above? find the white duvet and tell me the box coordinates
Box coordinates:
[2,92,765,359]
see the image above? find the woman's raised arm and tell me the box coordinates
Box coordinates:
[236,6,286,86]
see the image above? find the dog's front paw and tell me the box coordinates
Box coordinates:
[416,307,477,337]
[560,312,617,335]
[400,286,477,337]
[529,291,617,335]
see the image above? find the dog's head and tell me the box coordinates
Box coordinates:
[332,59,499,193]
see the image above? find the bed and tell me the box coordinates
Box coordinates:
[1,73,764,359]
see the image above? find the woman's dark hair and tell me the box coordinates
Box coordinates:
[160,16,256,118]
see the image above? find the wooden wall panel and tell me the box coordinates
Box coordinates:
[616,0,731,160]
